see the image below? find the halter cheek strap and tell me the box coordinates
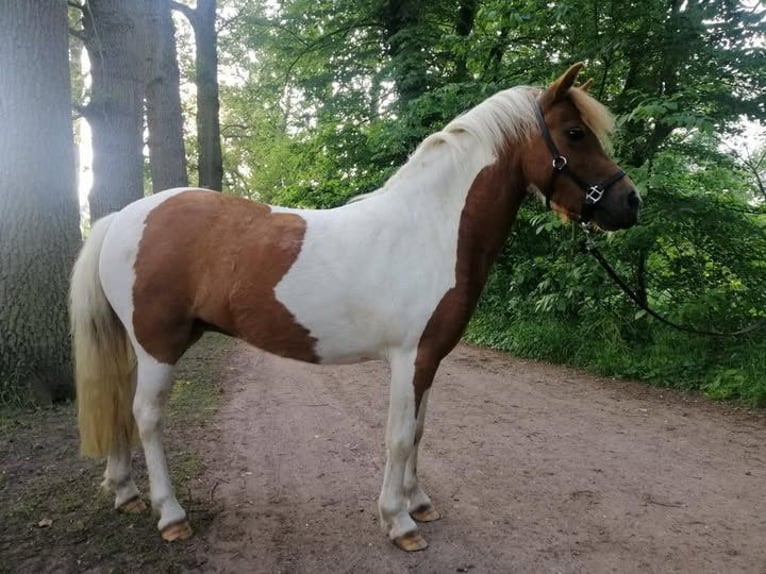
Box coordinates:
[534,102,625,223]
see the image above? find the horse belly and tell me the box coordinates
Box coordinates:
[281,301,396,364]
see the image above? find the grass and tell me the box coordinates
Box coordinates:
[464,309,766,407]
[0,334,232,573]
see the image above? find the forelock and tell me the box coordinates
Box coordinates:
[568,87,615,150]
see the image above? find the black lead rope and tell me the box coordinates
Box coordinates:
[581,226,766,338]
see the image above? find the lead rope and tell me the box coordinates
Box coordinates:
[581,225,766,337]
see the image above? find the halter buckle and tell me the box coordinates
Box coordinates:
[552,156,567,171]
[585,185,604,204]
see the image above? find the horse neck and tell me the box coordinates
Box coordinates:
[449,143,528,301]
[375,137,527,302]
[380,137,521,233]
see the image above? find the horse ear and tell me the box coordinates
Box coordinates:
[541,62,585,106]
[579,78,593,92]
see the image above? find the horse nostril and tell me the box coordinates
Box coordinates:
[627,189,642,210]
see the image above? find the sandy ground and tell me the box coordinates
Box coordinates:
[189,342,766,574]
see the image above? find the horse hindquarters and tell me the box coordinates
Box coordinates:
[72,192,197,540]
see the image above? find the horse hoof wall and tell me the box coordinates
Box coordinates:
[118,496,147,514]
[393,531,428,552]
[411,505,441,523]
[161,520,193,542]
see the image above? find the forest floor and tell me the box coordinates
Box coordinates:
[2,337,766,573]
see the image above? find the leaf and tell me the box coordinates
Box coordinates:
[36,518,53,528]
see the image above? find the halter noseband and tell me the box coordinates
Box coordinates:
[534,102,626,223]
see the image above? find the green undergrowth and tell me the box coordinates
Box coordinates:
[0,333,232,573]
[465,309,766,407]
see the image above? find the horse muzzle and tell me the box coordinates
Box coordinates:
[589,186,642,230]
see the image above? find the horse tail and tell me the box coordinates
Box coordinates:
[70,214,137,458]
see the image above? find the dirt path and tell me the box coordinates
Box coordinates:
[191,343,766,573]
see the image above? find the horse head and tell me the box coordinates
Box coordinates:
[524,63,641,230]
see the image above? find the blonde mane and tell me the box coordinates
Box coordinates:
[418,86,540,160]
[349,84,615,202]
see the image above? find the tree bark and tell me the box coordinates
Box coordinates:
[376,0,430,107]
[82,0,147,220]
[0,0,81,403]
[453,0,478,82]
[145,0,189,193]
[194,0,223,190]
[173,0,223,191]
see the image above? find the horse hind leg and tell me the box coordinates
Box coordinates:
[132,352,191,541]
[104,446,145,513]
[102,369,146,513]
[405,388,441,523]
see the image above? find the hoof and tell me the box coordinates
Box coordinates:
[118,496,147,514]
[410,504,441,523]
[161,520,193,542]
[393,531,428,552]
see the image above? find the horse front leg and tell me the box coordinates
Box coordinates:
[132,355,191,541]
[379,350,438,551]
[404,388,441,523]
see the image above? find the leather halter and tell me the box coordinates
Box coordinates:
[534,102,626,223]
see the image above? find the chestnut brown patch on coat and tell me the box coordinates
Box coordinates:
[132,190,318,364]
[414,146,528,413]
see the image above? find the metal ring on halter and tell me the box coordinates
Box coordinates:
[552,156,567,170]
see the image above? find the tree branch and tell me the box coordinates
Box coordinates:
[717,136,766,202]
[221,124,253,138]
[744,155,766,201]
[170,0,196,26]
[72,102,91,120]
[69,27,86,42]
[278,20,373,90]
[216,2,252,33]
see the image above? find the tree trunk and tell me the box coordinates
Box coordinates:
[83,0,147,220]
[194,0,223,191]
[146,0,189,193]
[453,0,478,82]
[174,0,223,191]
[0,0,81,404]
[376,0,430,107]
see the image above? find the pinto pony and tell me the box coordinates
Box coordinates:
[70,64,640,551]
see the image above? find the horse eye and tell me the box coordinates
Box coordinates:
[566,128,585,142]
